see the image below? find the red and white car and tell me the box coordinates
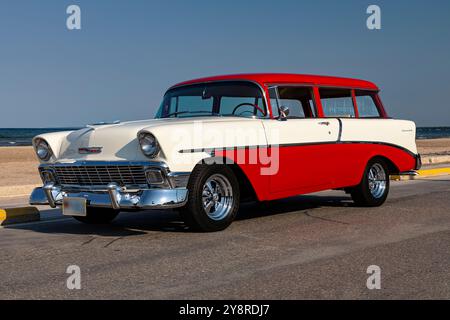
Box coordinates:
[30,74,421,231]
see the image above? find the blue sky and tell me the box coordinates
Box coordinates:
[0,0,449,127]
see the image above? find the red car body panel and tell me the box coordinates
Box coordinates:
[215,143,416,201]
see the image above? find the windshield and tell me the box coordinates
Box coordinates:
[155,81,267,119]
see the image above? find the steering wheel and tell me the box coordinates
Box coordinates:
[232,103,266,116]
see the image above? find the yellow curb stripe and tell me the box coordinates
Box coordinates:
[391,167,450,181]
[417,168,450,177]
[0,207,40,226]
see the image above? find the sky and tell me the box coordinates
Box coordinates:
[0,0,449,127]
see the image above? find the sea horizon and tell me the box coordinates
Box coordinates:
[0,126,450,147]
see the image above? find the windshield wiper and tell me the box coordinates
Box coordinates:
[165,111,222,118]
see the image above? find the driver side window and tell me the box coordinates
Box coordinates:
[220,97,265,117]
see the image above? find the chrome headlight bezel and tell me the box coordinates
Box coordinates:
[33,138,53,161]
[138,132,160,158]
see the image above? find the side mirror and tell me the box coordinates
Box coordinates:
[279,106,290,120]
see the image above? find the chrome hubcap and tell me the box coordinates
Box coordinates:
[368,163,387,199]
[202,174,234,221]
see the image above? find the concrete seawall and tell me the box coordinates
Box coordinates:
[421,154,450,165]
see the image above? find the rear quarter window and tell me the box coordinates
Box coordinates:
[355,90,381,118]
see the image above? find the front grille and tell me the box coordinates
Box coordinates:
[48,165,148,186]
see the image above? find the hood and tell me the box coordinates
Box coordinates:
[49,117,263,163]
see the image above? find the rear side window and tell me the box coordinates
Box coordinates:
[319,88,355,118]
[355,90,381,117]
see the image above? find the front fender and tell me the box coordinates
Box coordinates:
[32,131,74,164]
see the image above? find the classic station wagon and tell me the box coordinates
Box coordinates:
[30,74,421,231]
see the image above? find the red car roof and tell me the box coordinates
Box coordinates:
[171,73,379,90]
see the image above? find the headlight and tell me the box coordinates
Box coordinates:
[34,138,53,161]
[138,132,160,158]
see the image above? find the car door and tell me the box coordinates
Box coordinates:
[262,86,339,198]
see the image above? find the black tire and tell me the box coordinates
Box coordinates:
[73,207,119,224]
[351,158,390,207]
[179,165,240,232]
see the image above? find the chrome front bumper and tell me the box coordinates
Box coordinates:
[29,183,188,210]
[30,160,190,210]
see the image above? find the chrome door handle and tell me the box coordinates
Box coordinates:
[318,121,330,126]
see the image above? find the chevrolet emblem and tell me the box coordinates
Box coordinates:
[78,147,103,154]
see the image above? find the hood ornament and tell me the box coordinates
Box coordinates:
[86,120,121,129]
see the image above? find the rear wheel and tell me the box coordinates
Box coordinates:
[180,165,240,232]
[73,207,119,224]
[351,158,390,207]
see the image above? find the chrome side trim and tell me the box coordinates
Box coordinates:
[178,141,419,159]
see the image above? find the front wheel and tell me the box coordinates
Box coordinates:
[179,165,240,232]
[351,158,390,207]
[73,207,120,224]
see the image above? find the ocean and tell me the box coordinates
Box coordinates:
[0,127,449,147]
[0,128,80,147]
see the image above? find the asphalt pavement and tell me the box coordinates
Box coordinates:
[0,176,449,299]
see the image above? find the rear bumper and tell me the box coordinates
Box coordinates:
[29,184,188,210]
[415,154,422,171]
